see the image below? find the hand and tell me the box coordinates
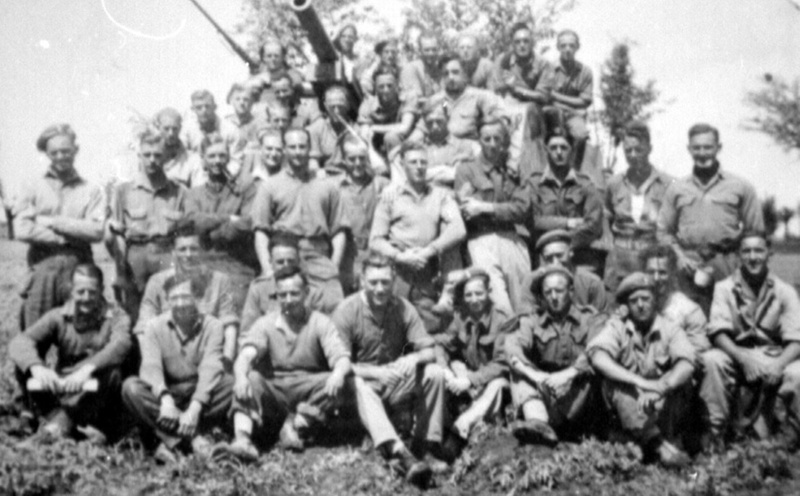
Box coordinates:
[738,350,771,383]
[460,198,490,220]
[566,218,584,230]
[157,395,181,433]
[393,354,421,376]
[762,357,785,385]
[324,370,346,398]
[234,374,253,401]
[636,378,668,396]
[177,401,202,438]
[542,368,577,398]
[396,250,427,271]
[30,365,61,394]
[373,367,404,390]
[637,390,662,415]
[61,365,95,394]
[446,376,472,395]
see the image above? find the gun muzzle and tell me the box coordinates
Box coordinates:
[291,0,338,64]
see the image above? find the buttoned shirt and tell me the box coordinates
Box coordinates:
[337,174,390,250]
[586,314,696,379]
[240,276,331,333]
[400,59,443,99]
[657,168,764,251]
[163,146,205,188]
[454,153,527,235]
[10,301,132,374]
[490,52,554,104]
[135,268,238,335]
[240,310,349,376]
[357,93,418,126]
[110,173,186,241]
[505,305,603,374]
[440,306,510,387]
[180,114,241,156]
[425,87,501,140]
[424,136,475,169]
[708,270,800,347]
[369,181,466,256]
[606,166,673,241]
[464,57,494,89]
[13,169,105,248]
[332,292,435,365]
[519,267,612,314]
[550,60,593,112]
[525,167,604,248]
[308,118,349,170]
[661,290,710,354]
[251,168,348,240]
[139,313,225,406]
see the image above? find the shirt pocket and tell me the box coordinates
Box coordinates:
[570,324,589,347]
[709,192,739,210]
[563,189,585,215]
[124,207,149,233]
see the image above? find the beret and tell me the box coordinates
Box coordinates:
[535,229,573,252]
[529,264,573,295]
[615,272,655,304]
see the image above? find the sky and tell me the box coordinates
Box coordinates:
[0,0,798,213]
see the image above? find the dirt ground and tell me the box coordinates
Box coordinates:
[1,239,800,495]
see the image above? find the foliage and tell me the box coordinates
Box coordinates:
[744,74,800,153]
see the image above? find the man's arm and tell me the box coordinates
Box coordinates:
[740,181,764,234]
[8,311,59,373]
[426,191,467,257]
[83,311,133,371]
[571,185,604,247]
[368,192,402,260]
[254,230,272,276]
[191,320,226,408]
[49,184,105,242]
[589,349,646,388]
[12,188,66,245]
[139,322,168,398]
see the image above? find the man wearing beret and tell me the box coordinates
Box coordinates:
[505,265,605,445]
[587,272,696,467]
[699,232,800,450]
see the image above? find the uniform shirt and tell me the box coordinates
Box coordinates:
[224,113,260,149]
[400,59,443,99]
[454,153,527,235]
[490,52,554,104]
[240,275,334,333]
[606,167,673,241]
[657,168,764,250]
[337,174,390,251]
[505,305,603,374]
[139,313,225,407]
[180,113,241,156]
[251,168,348,240]
[307,118,348,170]
[135,268,238,335]
[240,310,349,375]
[464,57,494,89]
[369,181,466,256]
[10,301,132,374]
[357,93,418,126]
[109,173,186,241]
[425,87,501,140]
[661,290,710,354]
[425,135,475,169]
[13,169,105,248]
[519,267,612,314]
[586,314,696,379]
[550,60,593,113]
[708,270,800,347]
[525,167,604,248]
[332,292,435,365]
[163,146,205,188]
[440,305,510,387]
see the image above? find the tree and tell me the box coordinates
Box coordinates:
[780,206,795,239]
[762,195,779,237]
[594,42,660,171]
[744,74,800,154]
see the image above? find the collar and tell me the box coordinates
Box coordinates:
[400,180,431,198]
[623,315,665,343]
[205,176,241,196]
[690,165,724,189]
[134,171,172,193]
[623,165,663,192]
[359,291,399,317]
[538,304,582,327]
[284,166,315,183]
[555,59,583,75]
[275,309,310,334]
[45,168,82,186]
[542,165,578,185]
[508,53,535,69]
[167,314,205,342]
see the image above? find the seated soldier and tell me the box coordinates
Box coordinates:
[359,38,402,97]
[505,266,603,446]
[438,270,510,455]
[519,229,612,314]
[153,108,198,188]
[246,38,305,104]
[457,33,493,89]
[358,68,418,157]
[240,235,336,334]
[224,82,261,152]
[136,224,238,366]
[399,32,443,101]
[308,85,357,172]
[180,90,242,176]
[239,128,285,186]
[587,272,696,467]
[9,264,132,442]
[261,71,320,129]
[699,232,800,451]
[122,272,234,464]
[228,266,352,458]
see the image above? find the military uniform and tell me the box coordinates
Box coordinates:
[519,266,612,315]
[240,275,338,334]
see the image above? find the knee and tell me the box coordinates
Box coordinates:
[782,363,800,389]
[701,349,731,374]
[121,377,147,402]
[422,363,446,384]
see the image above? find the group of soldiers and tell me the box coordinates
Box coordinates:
[5,18,799,490]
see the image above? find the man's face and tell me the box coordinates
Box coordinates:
[271,245,300,272]
[556,33,579,63]
[688,131,721,169]
[627,289,656,324]
[168,281,200,325]
[375,75,399,106]
[739,236,770,277]
[546,137,572,168]
[276,275,308,320]
[191,97,216,126]
[463,278,490,317]
[424,113,448,140]
[262,43,284,71]
[343,142,370,180]
[260,135,285,171]
[139,141,166,175]
[325,90,350,121]
[419,37,441,67]
[203,142,229,177]
[540,241,571,267]
[542,273,571,316]
[45,135,78,174]
[623,136,651,170]
[230,90,253,117]
[479,123,507,164]
[284,130,310,171]
[71,273,102,318]
[457,37,479,63]
[272,78,294,106]
[158,115,182,148]
[402,149,429,187]
[443,60,467,94]
[645,257,671,296]
[512,28,534,59]
[362,266,394,307]
[338,27,357,54]
[380,43,399,66]
[174,235,203,272]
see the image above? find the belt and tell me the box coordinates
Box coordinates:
[612,237,654,251]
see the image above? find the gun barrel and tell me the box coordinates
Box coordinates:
[291,0,338,64]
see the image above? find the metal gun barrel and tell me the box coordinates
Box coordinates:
[290,0,338,63]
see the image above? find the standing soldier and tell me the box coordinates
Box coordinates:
[457,34,494,90]
[14,124,105,328]
[153,108,202,189]
[400,32,443,101]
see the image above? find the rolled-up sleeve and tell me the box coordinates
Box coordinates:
[9,311,59,372]
[250,183,273,233]
[317,317,351,369]
[430,192,466,254]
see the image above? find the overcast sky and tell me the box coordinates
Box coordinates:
[1,0,798,210]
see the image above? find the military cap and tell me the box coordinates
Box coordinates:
[615,272,655,304]
[535,229,573,252]
[529,265,573,295]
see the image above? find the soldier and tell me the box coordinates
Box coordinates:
[359,38,401,97]
[239,128,285,186]
[228,266,352,457]
[14,123,105,328]
[699,232,800,451]
[369,141,467,330]
[332,24,361,88]
[605,121,673,291]
[264,71,321,129]
[251,127,347,307]
[657,123,764,314]
[122,273,234,464]
[358,68,418,156]
[106,128,186,320]
[519,229,612,314]
[455,118,530,314]
[587,273,696,467]
[247,38,306,104]
[307,85,357,172]
[506,266,604,446]
[9,264,132,441]
[400,32,443,101]
[153,107,200,188]
[457,33,493,89]
[224,82,260,151]
[180,90,241,162]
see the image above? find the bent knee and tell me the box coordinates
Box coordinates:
[423,363,447,382]
[701,348,733,372]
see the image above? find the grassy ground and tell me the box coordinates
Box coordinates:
[1,239,800,495]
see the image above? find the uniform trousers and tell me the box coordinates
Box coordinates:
[467,232,531,314]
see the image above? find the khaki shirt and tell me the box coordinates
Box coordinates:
[606,167,673,241]
[550,60,593,112]
[440,306,510,387]
[240,275,332,333]
[400,59,443,99]
[357,92,418,126]
[425,87,501,140]
[110,173,186,241]
[490,52,554,104]
[661,291,710,354]
[337,174,390,251]
[520,267,612,314]
[307,118,348,170]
